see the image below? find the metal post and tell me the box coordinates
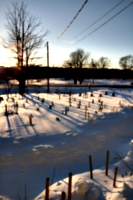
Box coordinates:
[45,178,49,200]
[89,155,93,179]
[105,151,109,176]
[68,172,72,200]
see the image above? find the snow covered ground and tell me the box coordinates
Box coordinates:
[7,78,133,86]
[0,80,133,199]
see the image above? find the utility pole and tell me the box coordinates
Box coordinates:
[26,48,28,87]
[47,41,49,93]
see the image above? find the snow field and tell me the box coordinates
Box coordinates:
[0,87,133,199]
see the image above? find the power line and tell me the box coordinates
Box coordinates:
[74,0,126,39]
[52,0,89,43]
[73,2,133,45]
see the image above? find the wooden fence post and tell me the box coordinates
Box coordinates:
[105,151,109,176]
[68,172,72,200]
[45,178,50,200]
[65,107,67,115]
[61,191,66,200]
[5,104,7,115]
[85,110,87,119]
[113,167,118,187]
[29,115,32,125]
[89,155,93,179]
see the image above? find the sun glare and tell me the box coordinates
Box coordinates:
[0,47,15,67]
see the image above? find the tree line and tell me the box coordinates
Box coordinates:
[63,49,133,70]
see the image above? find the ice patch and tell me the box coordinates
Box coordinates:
[13,140,20,144]
[33,144,54,151]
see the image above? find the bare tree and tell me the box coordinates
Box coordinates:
[90,59,99,69]
[1,2,49,68]
[64,49,90,68]
[1,1,49,94]
[63,49,90,84]
[63,60,73,68]
[119,55,133,70]
[98,57,111,69]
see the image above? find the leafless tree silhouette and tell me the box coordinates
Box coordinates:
[90,59,99,69]
[98,57,111,69]
[63,49,90,68]
[1,1,49,68]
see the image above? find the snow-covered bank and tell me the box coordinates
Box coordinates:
[36,140,133,200]
[0,87,133,199]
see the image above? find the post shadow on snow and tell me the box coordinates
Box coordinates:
[25,93,83,126]
[24,93,48,110]
[18,114,38,136]
[93,178,111,194]
[17,114,30,136]
[23,92,113,127]
[116,90,133,104]
[24,91,119,129]
[24,93,53,116]
[5,115,12,137]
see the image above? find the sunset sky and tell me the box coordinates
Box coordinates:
[0,0,133,68]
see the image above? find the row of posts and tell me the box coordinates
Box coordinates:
[44,151,118,200]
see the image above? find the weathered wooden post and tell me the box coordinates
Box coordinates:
[89,155,93,179]
[41,98,45,103]
[29,115,32,125]
[68,172,72,200]
[61,191,66,200]
[16,102,18,114]
[65,107,67,115]
[85,106,87,119]
[113,167,118,187]
[45,177,50,200]
[105,91,108,95]
[5,104,8,115]
[69,95,71,107]
[88,112,89,119]
[79,92,81,96]
[105,151,109,176]
[90,91,93,97]
[85,110,87,119]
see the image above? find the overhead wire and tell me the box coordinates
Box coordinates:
[72,2,133,45]
[52,0,89,44]
[73,0,126,39]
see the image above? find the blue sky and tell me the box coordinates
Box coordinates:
[0,0,133,68]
